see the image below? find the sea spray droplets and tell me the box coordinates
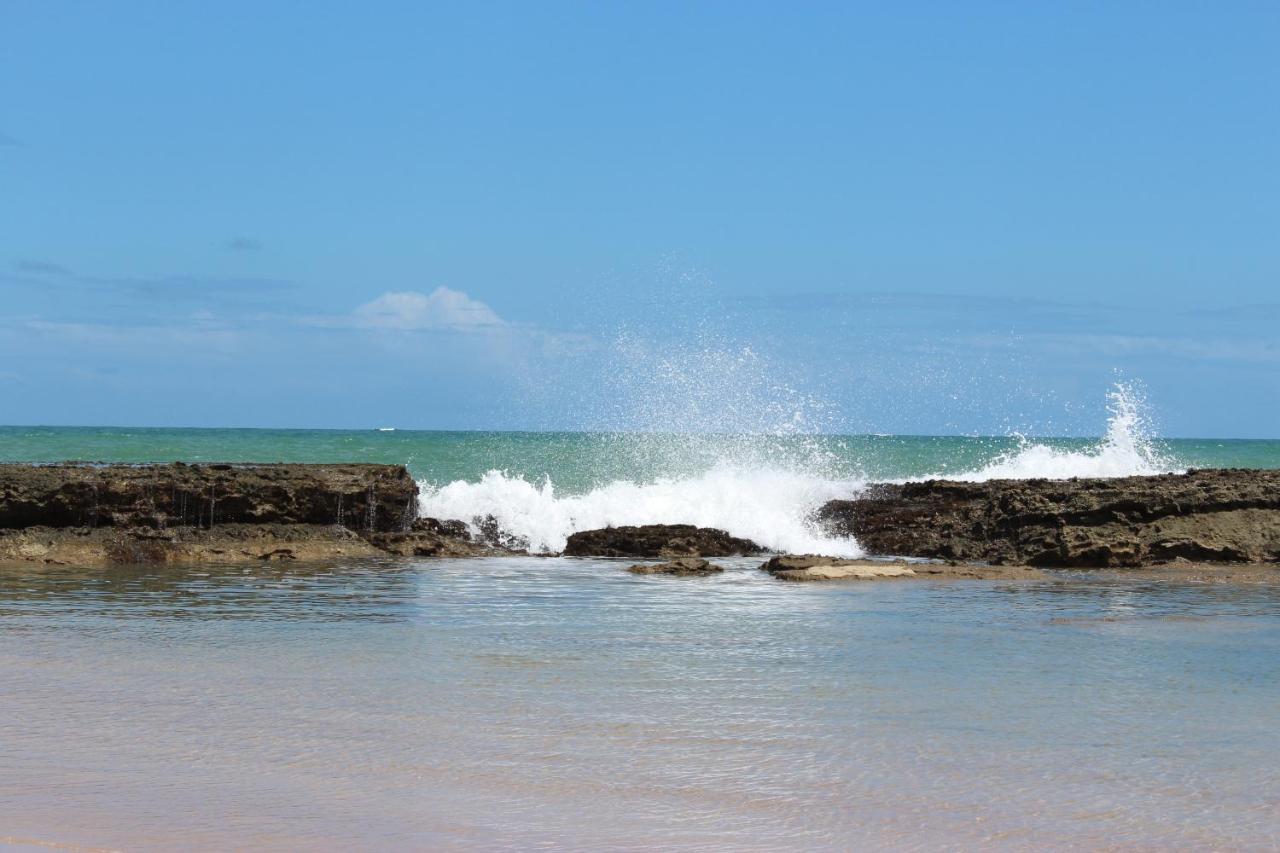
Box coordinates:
[949,382,1179,481]
[587,331,841,437]
[1101,380,1173,468]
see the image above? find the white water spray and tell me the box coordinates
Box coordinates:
[420,464,867,556]
[946,382,1177,481]
[417,378,1178,555]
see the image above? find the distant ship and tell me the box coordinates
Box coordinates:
[376,427,396,432]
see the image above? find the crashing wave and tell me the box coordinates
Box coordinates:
[416,382,1179,555]
[944,383,1177,481]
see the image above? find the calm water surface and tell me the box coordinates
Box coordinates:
[3,426,1280,485]
[2,557,1278,850]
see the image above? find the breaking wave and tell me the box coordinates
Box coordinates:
[420,464,867,557]
[942,383,1178,481]
[418,383,1178,555]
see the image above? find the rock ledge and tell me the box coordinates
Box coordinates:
[564,524,762,558]
[627,557,723,576]
[817,469,1280,567]
[0,463,508,566]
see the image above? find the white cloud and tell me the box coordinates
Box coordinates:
[354,287,505,331]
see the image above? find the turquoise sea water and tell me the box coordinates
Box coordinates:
[4,422,1280,554]
[3,425,1280,484]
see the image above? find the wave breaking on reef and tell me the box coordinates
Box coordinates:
[418,383,1179,555]
[941,383,1175,481]
[420,464,866,556]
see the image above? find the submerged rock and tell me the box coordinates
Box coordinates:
[816,469,1280,567]
[761,555,917,581]
[563,524,762,558]
[0,523,388,566]
[760,555,1046,581]
[627,557,723,576]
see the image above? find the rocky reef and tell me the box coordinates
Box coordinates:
[6,464,1278,573]
[365,517,518,558]
[0,462,417,531]
[760,555,1046,582]
[563,524,763,558]
[817,469,1280,567]
[0,463,504,566]
[627,557,724,576]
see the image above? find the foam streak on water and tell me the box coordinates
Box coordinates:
[420,383,1180,555]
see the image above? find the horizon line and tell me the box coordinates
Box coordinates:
[1,423,1276,443]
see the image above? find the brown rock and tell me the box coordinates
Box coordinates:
[816,469,1280,567]
[0,463,536,566]
[470,514,532,552]
[0,463,417,532]
[0,523,387,567]
[627,557,723,576]
[563,524,762,558]
[365,517,518,558]
[761,555,916,581]
[761,554,1046,581]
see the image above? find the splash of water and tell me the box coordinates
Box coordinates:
[422,330,862,554]
[947,382,1178,481]
[419,465,866,556]
[417,376,1178,556]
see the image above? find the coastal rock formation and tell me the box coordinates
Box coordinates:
[563,524,762,558]
[0,523,389,566]
[760,554,1047,581]
[627,557,723,576]
[816,469,1280,567]
[762,555,917,581]
[366,517,516,558]
[0,463,416,532]
[0,463,520,566]
[471,514,533,552]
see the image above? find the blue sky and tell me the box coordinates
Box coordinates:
[2,2,1277,436]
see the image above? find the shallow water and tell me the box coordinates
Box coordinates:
[2,557,1278,850]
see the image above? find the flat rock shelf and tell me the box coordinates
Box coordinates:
[818,468,1280,567]
[2,464,1278,574]
[0,463,507,566]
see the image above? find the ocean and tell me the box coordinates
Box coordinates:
[2,394,1279,849]
[2,389,1279,555]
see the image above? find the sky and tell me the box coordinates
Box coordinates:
[2,1,1277,437]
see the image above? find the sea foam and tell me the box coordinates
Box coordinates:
[419,464,867,556]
